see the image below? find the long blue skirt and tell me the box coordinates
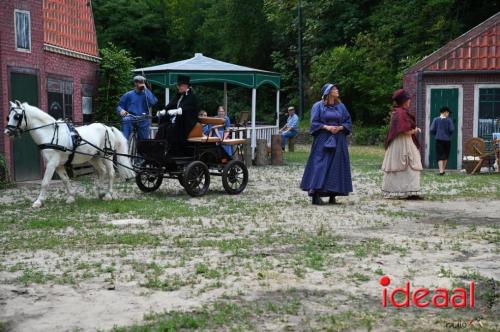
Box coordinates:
[300,131,353,196]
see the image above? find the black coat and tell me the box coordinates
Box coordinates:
[157,89,199,144]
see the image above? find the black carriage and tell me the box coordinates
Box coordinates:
[134,117,249,197]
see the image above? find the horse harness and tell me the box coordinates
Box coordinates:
[7,105,134,173]
[38,122,85,169]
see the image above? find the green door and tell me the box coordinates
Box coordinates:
[429,88,459,169]
[10,72,41,181]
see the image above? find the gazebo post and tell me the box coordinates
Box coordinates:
[165,87,170,105]
[275,89,280,127]
[224,82,228,113]
[251,88,257,159]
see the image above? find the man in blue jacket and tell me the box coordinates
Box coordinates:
[116,75,158,142]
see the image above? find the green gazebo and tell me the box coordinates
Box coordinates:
[134,53,281,156]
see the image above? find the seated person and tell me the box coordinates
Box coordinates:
[199,110,211,136]
[216,106,232,156]
[280,106,299,151]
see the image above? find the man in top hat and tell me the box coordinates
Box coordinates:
[116,75,158,142]
[158,75,199,150]
[279,106,300,151]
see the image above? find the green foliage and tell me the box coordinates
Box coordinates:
[92,0,500,129]
[0,154,10,189]
[352,124,389,146]
[95,44,135,123]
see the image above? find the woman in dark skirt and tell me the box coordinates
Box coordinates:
[430,106,454,175]
[300,83,353,205]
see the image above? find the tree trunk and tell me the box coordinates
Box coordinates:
[255,139,268,166]
[271,134,283,165]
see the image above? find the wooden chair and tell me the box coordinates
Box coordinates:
[235,111,249,127]
[463,137,496,174]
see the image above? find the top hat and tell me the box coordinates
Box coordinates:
[177,75,190,85]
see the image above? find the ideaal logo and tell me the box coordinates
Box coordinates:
[379,275,475,308]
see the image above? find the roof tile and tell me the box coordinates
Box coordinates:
[43,0,98,57]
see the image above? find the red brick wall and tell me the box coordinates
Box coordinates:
[0,0,98,178]
[0,0,45,170]
[44,51,98,124]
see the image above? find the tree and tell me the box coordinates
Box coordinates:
[95,44,135,123]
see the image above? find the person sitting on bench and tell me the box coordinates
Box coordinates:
[280,106,299,151]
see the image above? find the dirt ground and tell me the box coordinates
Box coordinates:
[0,146,498,331]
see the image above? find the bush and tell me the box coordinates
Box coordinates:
[95,43,135,123]
[0,154,11,189]
[352,123,388,145]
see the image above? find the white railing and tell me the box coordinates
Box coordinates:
[230,125,279,146]
[150,124,279,146]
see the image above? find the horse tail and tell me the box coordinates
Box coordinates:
[110,127,136,179]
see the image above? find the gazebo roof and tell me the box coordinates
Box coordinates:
[134,53,280,89]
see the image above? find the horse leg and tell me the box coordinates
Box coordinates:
[55,166,75,204]
[102,159,115,201]
[89,158,106,198]
[33,161,58,208]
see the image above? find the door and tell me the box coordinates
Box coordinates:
[429,88,459,169]
[10,72,41,181]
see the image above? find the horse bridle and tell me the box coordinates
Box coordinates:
[5,105,27,136]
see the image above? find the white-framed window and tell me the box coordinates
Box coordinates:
[14,9,31,52]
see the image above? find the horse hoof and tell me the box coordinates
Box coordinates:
[32,200,43,208]
[102,193,113,201]
[66,196,75,204]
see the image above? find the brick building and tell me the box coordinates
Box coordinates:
[0,0,99,181]
[404,12,500,170]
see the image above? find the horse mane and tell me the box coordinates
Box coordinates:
[22,102,57,123]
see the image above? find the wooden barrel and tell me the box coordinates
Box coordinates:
[271,134,283,165]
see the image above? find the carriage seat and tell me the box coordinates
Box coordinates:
[187,117,224,143]
[187,117,247,145]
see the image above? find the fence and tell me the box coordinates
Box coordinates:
[150,125,279,146]
[229,125,279,146]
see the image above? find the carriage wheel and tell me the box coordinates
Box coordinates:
[178,174,185,187]
[183,161,210,197]
[222,160,248,195]
[135,167,163,192]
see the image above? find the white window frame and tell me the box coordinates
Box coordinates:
[473,84,500,137]
[14,9,31,53]
[425,84,463,169]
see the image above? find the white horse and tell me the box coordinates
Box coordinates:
[4,101,135,208]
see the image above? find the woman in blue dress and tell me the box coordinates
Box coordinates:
[300,83,353,205]
[216,106,233,157]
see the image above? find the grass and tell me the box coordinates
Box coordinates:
[0,144,498,331]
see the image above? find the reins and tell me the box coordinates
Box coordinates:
[8,107,141,173]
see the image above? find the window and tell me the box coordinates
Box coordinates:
[14,10,31,52]
[478,88,500,139]
[81,84,94,123]
[47,78,73,120]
